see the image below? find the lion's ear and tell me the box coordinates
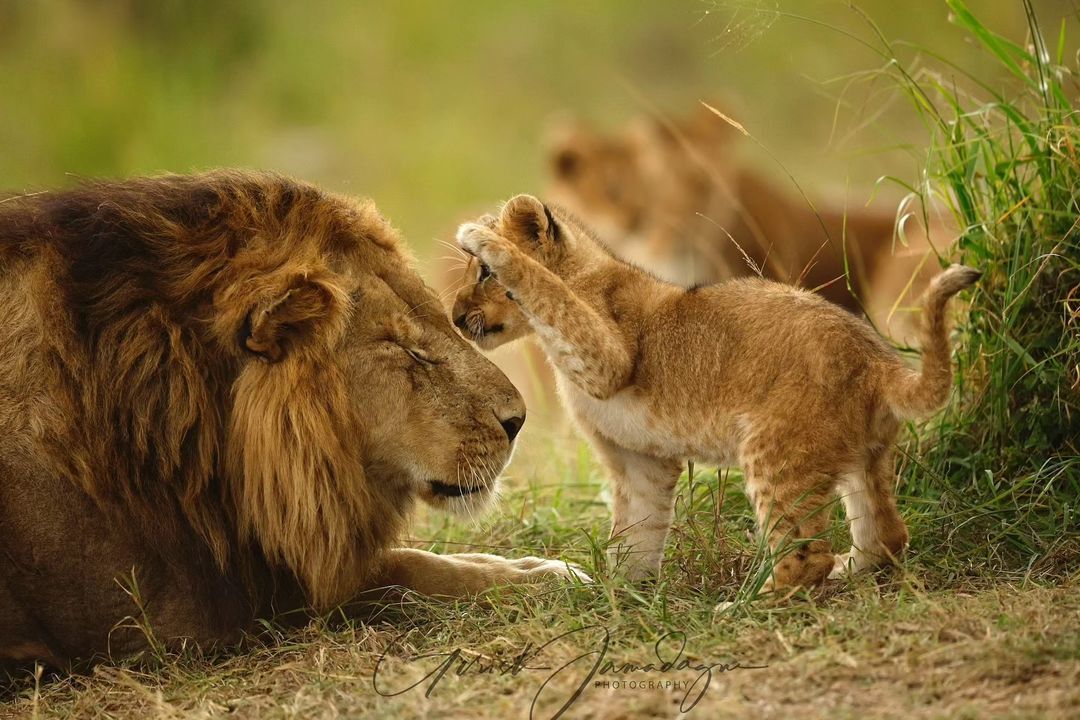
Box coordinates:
[241,274,344,363]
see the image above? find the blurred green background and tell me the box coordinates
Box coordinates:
[0,0,1073,269]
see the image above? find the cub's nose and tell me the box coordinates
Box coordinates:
[498,414,525,443]
[454,314,469,331]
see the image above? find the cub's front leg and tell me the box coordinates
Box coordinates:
[456,214,632,400]
[584,429,682,580]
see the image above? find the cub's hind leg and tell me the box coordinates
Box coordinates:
[742,448,837,590]
[830,445,909,578]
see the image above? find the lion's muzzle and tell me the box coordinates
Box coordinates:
[429,480,486,498]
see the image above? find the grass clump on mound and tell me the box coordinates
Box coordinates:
[871,0,1079,580]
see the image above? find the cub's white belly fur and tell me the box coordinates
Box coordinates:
[555,371,739,465]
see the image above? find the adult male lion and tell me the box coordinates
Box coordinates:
[0,171,580,668]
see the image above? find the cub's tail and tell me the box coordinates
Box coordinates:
[884,264,981,419]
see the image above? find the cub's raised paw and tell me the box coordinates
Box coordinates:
[455,222,510,268]
[475,213,499,231]
[511,556,593,585]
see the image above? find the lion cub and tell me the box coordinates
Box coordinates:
[452,195,978,590]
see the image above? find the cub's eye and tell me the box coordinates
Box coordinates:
[404,346,438,366]
[477,262,492,282]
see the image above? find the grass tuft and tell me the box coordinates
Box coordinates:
[867,0,1080,581]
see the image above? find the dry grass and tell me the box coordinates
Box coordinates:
[2,443,1078,719]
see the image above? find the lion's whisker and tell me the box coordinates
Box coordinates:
[436,238,468,259]
[435,255,470,269]
[434,277,469,306]
[462,454,482,525]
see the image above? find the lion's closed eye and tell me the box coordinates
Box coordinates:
[403,346,439,366]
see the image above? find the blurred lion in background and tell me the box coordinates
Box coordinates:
[0,171,583,669]
[438,102,951,427]
[545,102,951,341]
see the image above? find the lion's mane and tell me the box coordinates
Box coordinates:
[0,171,407,609]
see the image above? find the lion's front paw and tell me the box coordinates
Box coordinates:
[512,556,593,585]
[455,222,511,269]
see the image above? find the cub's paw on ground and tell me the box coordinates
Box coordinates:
[829,551,860,580]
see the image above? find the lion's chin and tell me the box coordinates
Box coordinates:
[421,480,499,516]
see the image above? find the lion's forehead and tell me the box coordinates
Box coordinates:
[359,263,451,331]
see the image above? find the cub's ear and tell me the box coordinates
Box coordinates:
[239,272,347,363]
[499,194,562,250]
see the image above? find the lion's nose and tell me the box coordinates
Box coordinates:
[498,413,525,443]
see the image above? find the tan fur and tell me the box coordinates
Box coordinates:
[546,106,949,342]
[454,195,978,590]
[439,247,560,425]
[0,172,584,668]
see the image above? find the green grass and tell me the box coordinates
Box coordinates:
[882,0,1080,583]
[3,2,1080,718]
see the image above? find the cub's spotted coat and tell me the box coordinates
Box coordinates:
[453,195,978,590]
